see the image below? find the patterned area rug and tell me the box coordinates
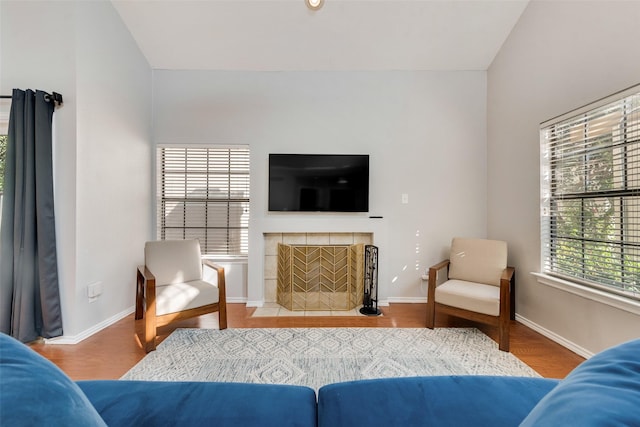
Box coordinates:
[122,328,540,390]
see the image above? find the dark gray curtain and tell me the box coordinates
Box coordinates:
[0,89,62,342]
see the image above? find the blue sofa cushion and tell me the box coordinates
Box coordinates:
[78,380,317,427]
[0,333,107,426]
[317,375,558,427]
[520,338,640,426]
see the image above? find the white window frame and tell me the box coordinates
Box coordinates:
[538,85,640,315]
[156,144,250,259]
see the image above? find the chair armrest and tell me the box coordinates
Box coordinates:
[427,259,449,329]
[136,265,157,329]
[428,259,450,286]
[137,265,156,296]
[202,260,227,293]
[429,259,450,274]
[501,266,516,320]
[499,267,514,300]
[427,259,450,300]
[501,266,515,283]
[137,265,155,284]
[203,259,224,272]
[426,259,450,329]
[203,260,227,310]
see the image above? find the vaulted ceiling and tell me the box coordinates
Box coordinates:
[111,0,529,71]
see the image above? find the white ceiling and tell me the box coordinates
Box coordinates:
[111,0,529,71]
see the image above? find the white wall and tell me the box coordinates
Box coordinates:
[72,1,152,338]
[487,0,640,355]
[1,0,152,340]
[153,70,488,304]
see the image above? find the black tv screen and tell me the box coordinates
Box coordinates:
[269,154,369,212]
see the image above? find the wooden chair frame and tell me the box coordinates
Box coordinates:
[425,260,515,352]
[135,259,227,353]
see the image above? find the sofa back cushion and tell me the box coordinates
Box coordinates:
[520,338,640,426]
[448,238,507,287]
[318,376,558,427]
[145,239,203,286]
[0,333,107,426]
[79,380,318,427]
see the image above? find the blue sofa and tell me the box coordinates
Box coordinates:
[1,332,639,426]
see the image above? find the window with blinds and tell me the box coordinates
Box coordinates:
[540,86,640,300]
[157,146,250,257]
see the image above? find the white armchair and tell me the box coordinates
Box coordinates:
[426,238,514,352]
[135,239,227,352]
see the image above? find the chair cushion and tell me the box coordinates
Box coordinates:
[435,279,500,316]
[0,333,107,426]
[145,239,203,286]
[520,338,640,426]
[448,237,507,286]
[156,280,220,316]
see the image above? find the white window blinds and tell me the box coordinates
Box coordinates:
[157,146,250,256]
[540,86,640,300]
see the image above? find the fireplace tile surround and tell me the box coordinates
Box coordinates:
[263,232,373,304]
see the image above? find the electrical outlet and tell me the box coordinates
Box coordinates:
[87,281,103,298]
[402,193,409,204]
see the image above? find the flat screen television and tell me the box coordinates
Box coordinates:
[269,154,369,212]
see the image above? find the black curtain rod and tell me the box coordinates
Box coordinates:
[0,91,63,106]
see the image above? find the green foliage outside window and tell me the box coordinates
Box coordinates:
[544,90,640,298]
[553,137,639,293]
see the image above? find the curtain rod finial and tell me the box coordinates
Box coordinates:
[51,92,63,106]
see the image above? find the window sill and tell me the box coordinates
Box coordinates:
[531,272,640,316]
[203,255,248,263]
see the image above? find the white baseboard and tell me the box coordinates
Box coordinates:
[45,299,248,345]
[245,300,264,308]
[515,314,594,359]
[44,306,134,345]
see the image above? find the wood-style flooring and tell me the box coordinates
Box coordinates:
[29,303,585,381]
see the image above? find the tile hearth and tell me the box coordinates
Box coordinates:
[251,302,376,317]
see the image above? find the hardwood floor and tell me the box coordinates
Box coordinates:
[29,303,585,381]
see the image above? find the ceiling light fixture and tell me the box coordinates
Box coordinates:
[306,0,324,11]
